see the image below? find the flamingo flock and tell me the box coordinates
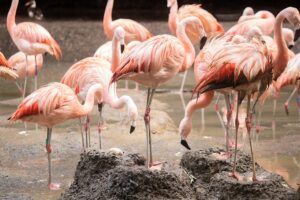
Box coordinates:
[1,0,300,191]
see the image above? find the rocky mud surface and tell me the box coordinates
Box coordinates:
[60,150,194,200]
[181,148,298,200]
[61,148,298,200]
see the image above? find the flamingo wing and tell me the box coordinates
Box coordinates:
[276,53,300,89]
[112,19,152,42]
[0,52,18,80]
[8,83,73,120]
[194,41,270,95]
[111,34,184,83]
[14,22,62,60]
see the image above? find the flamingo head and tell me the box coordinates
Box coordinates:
[181,16,207,46]
[179,117,192,150]
[242,7,254,16]
[114,26,126,52]
[247,26,265,43]
[282,28,295,49]
[167,0,176,8]
[284,7,300,30]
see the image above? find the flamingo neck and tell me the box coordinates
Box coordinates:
[7,0,18,34]
[111,36,121,73]
[273,11,289,80]
[185,91,214,118]
[176,23,196,72]
[168,1,178,35]
[103,0,114,38]
[80,84,103,115]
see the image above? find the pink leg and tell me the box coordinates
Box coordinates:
[46,128,60,190]
[284,84,299,116]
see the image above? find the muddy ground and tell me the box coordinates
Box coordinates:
[60,148,298,200]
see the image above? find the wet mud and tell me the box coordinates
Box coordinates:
[61,148,298,200]
[181,148,298,200]
[60,150,194,200]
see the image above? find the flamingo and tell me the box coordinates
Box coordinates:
[238,7,255,23]
[103,0,152,44]
[0,52,18,81]
[61,57,138,149]
[190,7,300,181]
[226,10,275,36]
[110,17,202,168]
[94,27,140,90]
[179,27,265,153]
[274,53,300,115]
[8,52,43,96]
[167,0,224,44]
[7,0,62,98]
[8,82,103,190]
[167,0,224,92]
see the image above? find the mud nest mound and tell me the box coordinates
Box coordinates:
[181,147,297,200]
[60,150,193,200]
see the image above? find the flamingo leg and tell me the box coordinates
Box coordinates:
[97,103,104,149]
[284,83,300,115]
[201,108,205,127]
[135,83,139,91]
[256,103,263,134]
[179,70,188,93]
[83,115,90,148]
[224,94,232,152]
[231,91,245,180]
[46,128,60,190]
[125,80,129,90]
[23,55,28,100]
[15,82,24,96]
[273,98,277,117]
[214,94,228,150]
[78,117,85,151]
[144,88,155,168]
[246,95,257,181]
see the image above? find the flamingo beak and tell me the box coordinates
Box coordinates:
[288,44,294,49]
[200,36,207,50]
[120,39,125,53]
[130,125,135,134]
[294,29,300,42]
[181,139,191,150]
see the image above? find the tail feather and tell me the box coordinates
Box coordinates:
[45,38,62,60]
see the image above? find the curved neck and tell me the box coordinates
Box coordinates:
[273,11,289,79]
[80,84,102,115]
[176,23,196,71]
[111,36,121,73]
[185,91,214,119]
[168,1,178,35]
[103,0,114,37]
[7,0,18,34]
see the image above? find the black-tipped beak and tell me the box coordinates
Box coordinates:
[130,125,135,134]
[200,36,207,50]
[295,29,300,42]
[181,139,191,150]
[288,45,294,49]
[121,44,125,53]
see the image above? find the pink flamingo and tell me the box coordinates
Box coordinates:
[227,10,275,36]
[61,57,138,149]
[8,52,43,96]
[238,7,255,23]
[275,53,300,115]
[0,52,18,81]
[110,17,202,168]
[167,0,224,44]
[8,82,103,190]
[167,0,223,92]
[7,0,62,98]
[179,28,264,154]
[103,0,152,44]
[190,7,300,181]
[94,27,140,90]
